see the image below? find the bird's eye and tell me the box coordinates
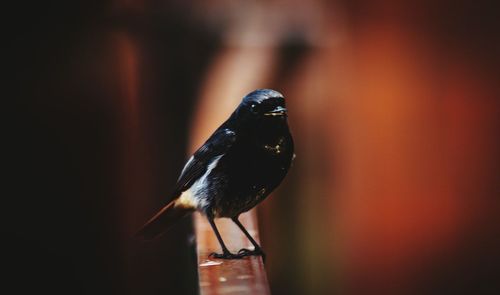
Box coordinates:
[251,104,258,113]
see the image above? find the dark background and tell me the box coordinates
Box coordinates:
[4,1,500,294]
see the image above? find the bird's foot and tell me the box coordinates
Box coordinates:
[237,247,266,258]
[209,251,245,259]
[208,248,266,260]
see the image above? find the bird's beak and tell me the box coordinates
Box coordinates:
[264,106,287,116]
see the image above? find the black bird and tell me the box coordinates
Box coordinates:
[137,89,294,259]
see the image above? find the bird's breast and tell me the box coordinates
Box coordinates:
[207,131,293,218]
[261,135,288,156]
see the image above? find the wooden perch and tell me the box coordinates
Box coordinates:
[195,211,271,295]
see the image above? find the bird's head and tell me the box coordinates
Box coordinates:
[240,89,287,120]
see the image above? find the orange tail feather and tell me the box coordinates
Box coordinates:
[136,200,193,240]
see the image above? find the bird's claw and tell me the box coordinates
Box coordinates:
[209,251,244,259]
[237,248,266,258]
[208,248,266,260]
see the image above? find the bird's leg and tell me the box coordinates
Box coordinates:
[232,216,266,259]
[207,217,243,259]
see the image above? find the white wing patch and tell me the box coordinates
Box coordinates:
[174,155,223,210]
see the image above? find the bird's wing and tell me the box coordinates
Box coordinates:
[173,128,237,195]
[137,127,237,239]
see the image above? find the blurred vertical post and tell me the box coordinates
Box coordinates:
[190,35,276,295]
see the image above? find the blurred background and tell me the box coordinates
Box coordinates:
[4,0,500,294]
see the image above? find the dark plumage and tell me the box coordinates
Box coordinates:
[137,89,294,259]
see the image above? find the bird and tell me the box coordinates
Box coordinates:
[136,89,294,259]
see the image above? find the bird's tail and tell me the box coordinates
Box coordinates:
[136,200,193,240]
